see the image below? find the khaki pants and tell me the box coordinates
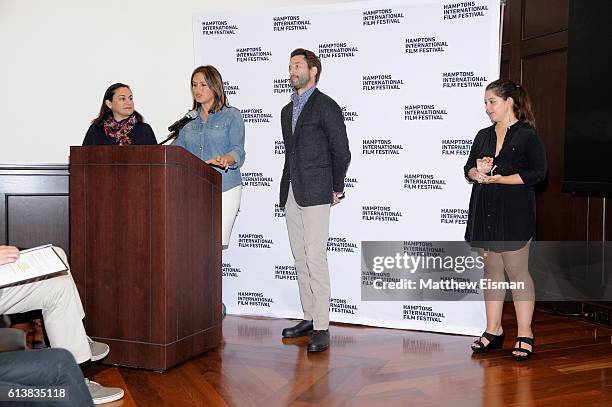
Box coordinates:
[0,247,91,363]
[285,185,331,330]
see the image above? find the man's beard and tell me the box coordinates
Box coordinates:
[291,74,310,90]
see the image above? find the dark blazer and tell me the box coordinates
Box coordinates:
[279,88,351,207]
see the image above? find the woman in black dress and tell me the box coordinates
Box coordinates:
[83,83,156,145]
[465,79,546,360]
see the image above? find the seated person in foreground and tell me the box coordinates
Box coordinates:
[0,245,124,405]
[0,347,94,406]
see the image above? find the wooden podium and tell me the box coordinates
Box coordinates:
[69,146,222,371]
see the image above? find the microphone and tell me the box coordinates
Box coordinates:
[168,110,198,132]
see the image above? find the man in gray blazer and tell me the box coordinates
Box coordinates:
[279,48,351,352]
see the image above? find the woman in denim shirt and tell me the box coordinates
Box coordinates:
[173,65,246,247]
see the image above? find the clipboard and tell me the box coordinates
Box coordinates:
[0,245,69,289]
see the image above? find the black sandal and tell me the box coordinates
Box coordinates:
[471,331,505,353]
[512,336,534,361]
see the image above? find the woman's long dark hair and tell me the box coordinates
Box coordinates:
[190,66,229,113]
[92,83,143,126]
[486,79,536,129]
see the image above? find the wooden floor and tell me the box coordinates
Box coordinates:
[85,308,612,407]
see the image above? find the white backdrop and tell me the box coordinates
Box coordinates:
[0,0,358,164]
[195,0,500,336]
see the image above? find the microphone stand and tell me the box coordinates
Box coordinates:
[158,130,179,145]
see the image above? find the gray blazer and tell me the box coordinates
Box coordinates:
[279,88,351,207]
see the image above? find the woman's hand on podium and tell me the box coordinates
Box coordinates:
[205,154,236,171]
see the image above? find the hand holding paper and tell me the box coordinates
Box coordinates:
[0,246,19,266]
[0,245,68,288]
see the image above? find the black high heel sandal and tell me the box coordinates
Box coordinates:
[471,331,505,353]
[512,336,534,361]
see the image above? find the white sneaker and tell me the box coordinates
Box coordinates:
[85,379,124,405]
[88,337,110,362]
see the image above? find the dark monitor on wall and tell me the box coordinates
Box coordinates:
[562,1,612,195]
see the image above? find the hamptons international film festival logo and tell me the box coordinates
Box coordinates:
[222,262,242,278]
[201,19,238,36]
[318,42,359,59]
[440,208,468,225]
[342,106,359,123]
[273,78,292,95]
[344,176,358,189]
[405,37,448,54]
[330,298,358,315]
[362,205,403,222]
[363,8,405,26]
[274,140,285,155]
[223,81,239,96]
[272,15,311,31]
[327,237,358,253]
[235,47,272,63]
[238,233,273,248]
[403,305,446,323]
[403,241,446,256]
[363,74,404,91]
[240,108,273,124]
[442,71,487,88]
[362,268,400,287]
[362,139,404,155]
[274,204,286,218]
[361,242,446,288]
[404,104,447,121]
[241,172,273,187]
[443,1,489,20]
[274,265,297,280]
[441,139,471,156]
[237,291,274,307]
[403,174,447,190]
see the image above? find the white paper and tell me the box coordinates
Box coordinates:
[0,245,68,288]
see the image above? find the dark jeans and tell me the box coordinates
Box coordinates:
[0,348,93,406]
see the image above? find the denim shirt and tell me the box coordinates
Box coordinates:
[173,106,245,192]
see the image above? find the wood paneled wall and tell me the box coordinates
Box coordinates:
[0,165,69,256]
[501,0,609,242]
